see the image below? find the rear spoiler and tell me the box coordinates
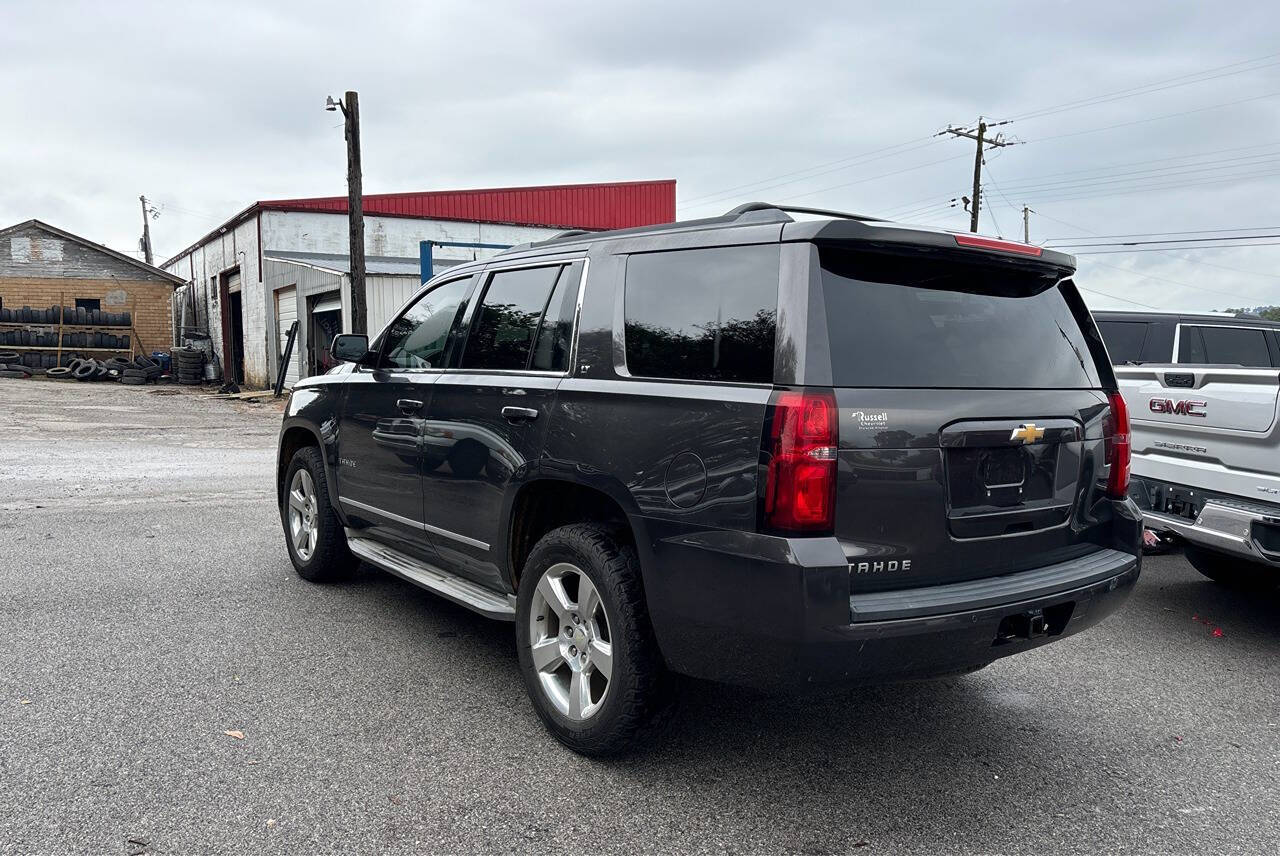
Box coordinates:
[783,218,1076,277]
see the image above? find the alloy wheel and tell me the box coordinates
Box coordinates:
[528,562,613,721]
[287,468,319,561]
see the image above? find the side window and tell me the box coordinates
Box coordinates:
[462,266,564,370]
[1198,326,1272,367]
[624,244,779,383]
[530,265,580,372]
[380,278,470,369]
[1096,321,1149,365]
[1177,326,1206,364]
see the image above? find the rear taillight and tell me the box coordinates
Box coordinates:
[1106,391,1131,499]
[763,389,838,534]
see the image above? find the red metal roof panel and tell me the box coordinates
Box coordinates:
[260,179,675,230]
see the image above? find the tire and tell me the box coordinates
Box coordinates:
[516,523,673,756]
[72,361,96,381]
[280,446,354,582]
[0,351,17,363]
[1185,545,1278,590]
[121,375,145,385]
[0,369,27,379]
[46,366,72,379]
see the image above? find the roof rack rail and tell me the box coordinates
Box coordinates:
[724,202,880,223]
[551,229,593,240]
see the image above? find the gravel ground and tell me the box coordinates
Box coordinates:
[1,378,1277,856]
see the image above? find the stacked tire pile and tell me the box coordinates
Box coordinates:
[171,347,205,385]
[0,305,132,326]
[43,355,163,385]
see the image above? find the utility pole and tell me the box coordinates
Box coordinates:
[1022,205,1031,243]
[327,91,366,334]
[138,195,154,265]
[940,118,1015,232]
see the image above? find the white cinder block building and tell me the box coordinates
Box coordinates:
[161,180,675,387]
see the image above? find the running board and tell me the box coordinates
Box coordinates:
[345,532,516,621]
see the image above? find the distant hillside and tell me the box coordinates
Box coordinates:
[1223,305,1280,322]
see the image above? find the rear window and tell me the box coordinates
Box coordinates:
[820,248,1103,389]
[624,244,779,383]
[1096,320,1149,365]
[1178,325,1273,367]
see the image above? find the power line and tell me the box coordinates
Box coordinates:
[1028,91,1280,144]
[1074,242,1280,254]
[1048,225,1280,243]
[1054,233,1280,248]
[676,136,942,210]
[1003,53,1280,122]
[1013,165,1280,206]
[988,152,1280,195]
[1080,256,1276,304]
[1075,285,1162,309]
[776,152,971,203]
[1036,209,1280,282]
[882,140,1280,220]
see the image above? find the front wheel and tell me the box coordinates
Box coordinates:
[516,523,673,756]
[281,446,355,583]
[1184,545,1277,591]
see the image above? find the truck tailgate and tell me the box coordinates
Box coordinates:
[1115,364,1280,500]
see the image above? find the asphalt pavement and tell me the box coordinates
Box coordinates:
[1,378,1277,856]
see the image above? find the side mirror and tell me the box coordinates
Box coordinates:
[330,333,374,365]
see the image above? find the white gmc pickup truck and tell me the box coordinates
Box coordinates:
[1115,361,1280,588]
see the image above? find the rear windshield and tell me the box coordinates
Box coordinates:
[821,248,1103,389]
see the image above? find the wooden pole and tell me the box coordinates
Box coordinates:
[343,91,367,335]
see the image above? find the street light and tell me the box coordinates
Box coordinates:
[324,91,366,334]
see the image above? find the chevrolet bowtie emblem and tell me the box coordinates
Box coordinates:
[1010,423,1046,445]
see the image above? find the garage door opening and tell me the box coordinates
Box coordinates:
[308,293,343,376]
[219,269,246,385]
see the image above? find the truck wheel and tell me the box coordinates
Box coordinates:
[281,446,355,583]
[516,523,673,756]
[1184,545,1277,590]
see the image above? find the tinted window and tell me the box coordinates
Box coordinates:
[1177,326,1206,363]
[530,266,579,372]
[463,266,563,370]
[624,245,779,383]
[1096,321,1149,365]
[381,278,470,369]
[1191,325,1272,367]
[821,249,1102,389]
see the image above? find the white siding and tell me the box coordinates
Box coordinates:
[366,274,421,336]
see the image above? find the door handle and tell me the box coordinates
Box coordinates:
[397,398,424,413]
[501,406,539,422]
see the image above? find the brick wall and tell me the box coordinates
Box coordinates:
[0,276,174,357]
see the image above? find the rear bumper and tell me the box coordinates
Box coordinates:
[1133,476,1280,566]
[638,500,1143,690]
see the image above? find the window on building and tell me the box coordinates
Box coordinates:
[461,266,565,371]
[381,278,471,370]
[75,298,101,312]
[623,245,779,383]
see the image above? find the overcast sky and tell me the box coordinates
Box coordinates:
[3,0,1278,312]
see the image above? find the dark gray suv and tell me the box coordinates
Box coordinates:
[276,203,1142,755]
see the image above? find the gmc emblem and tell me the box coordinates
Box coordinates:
[1149,398,1207,417]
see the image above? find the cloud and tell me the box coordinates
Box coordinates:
[1,0,1277,310]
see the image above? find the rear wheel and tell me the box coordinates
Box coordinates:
[1184,545,1277,590]
[516,523,672,756]
[281,446,354,582]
